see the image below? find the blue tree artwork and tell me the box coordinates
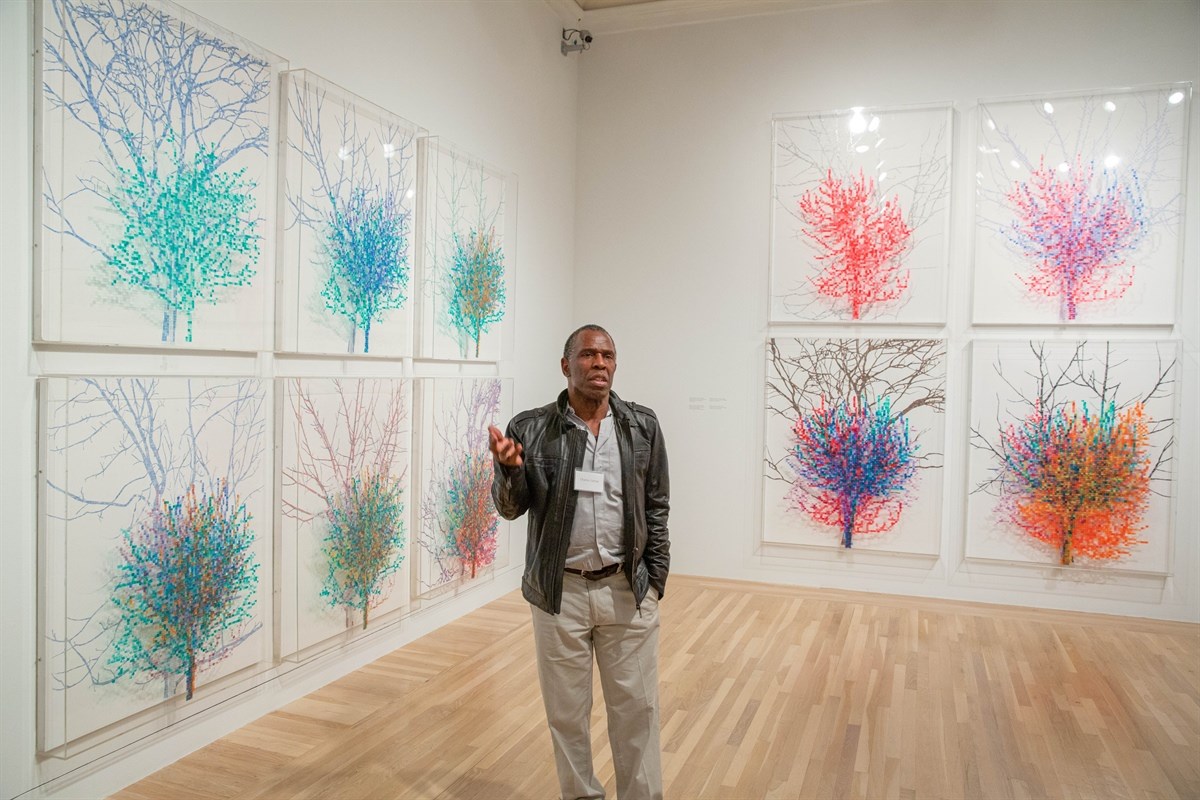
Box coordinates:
[38,0,282,348]
[280,71,422,356]
[420,141,512,361]
[39,377,267,752]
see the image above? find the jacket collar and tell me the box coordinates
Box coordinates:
[556,389,636,428]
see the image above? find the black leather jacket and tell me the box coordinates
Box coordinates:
[492,390,670,614]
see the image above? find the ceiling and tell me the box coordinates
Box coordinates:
[548,0,884,35]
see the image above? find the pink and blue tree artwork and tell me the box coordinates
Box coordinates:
[419,141,513,361]
[762,338,946,555]
[39,377,267,752]
[415,378,511,599]
[279,71,422,356]
[973,85,1190,325]
[771,104,951,323]
[966,341,1177,573]
[280,378,411,658]
[37,0,282,349]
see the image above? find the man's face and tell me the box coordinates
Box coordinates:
[562,330,617,403]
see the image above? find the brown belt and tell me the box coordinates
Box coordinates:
[564,562,623,581]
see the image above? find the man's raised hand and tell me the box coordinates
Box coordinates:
[488,425,524,467]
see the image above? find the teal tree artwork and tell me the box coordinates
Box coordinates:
[283,379,410,643]
[111,482,257,700]
[418,379,506,594]
[42,378,265,747]
[41,0,274,345]
[284,73,419,354]
[106,140,259,343]
[428,146,508,360]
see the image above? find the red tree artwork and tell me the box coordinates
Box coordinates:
[798,169,913,319]
[1006,157,1147,321]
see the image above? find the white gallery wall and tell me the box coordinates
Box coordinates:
[0,1,577,798]
[574,1,1200,620]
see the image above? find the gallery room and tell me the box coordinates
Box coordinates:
[0,0,1196,798]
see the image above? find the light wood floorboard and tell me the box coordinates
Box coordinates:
[114,576,1200,799]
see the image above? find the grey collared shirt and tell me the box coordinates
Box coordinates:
[564,405,625,571]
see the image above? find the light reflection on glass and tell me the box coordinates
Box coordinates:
[855,144,870,154]
[1168,91,1185,105]
[1104,154,1121,169]
[848,108,868,134]
[337,145,350,161]
[1104,100,1117,112]
[1057,161,1070,173]
[1043,102,1054,114]
[1010,159,1021,169]
[868,116,880,132]
[383,143,396,160]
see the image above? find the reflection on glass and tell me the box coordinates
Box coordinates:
[1168,91,1184,105]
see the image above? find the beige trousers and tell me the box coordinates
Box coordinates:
[530,572,663,800]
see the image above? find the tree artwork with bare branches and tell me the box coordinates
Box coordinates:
[40,0,276,346]
[417,379,508,595]
[763,339,946,553]
[282,72,419,354]
[282,379,410,642]
[968,341,1176,570]
[41,378,265,748]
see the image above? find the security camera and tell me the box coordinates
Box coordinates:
[561,28,593,56]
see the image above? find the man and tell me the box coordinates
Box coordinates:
[489,324,670,800]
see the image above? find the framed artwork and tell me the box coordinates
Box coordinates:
[771,103,951,323]
[417,139,515,362]
[39,377,268,753]
[278,71,423,356]
[967,340,1178,574]
[973,84,1191,325]
[762,337,946,555]
[36,0,284,349]
[279,378,412,660]
[413,378,512,600]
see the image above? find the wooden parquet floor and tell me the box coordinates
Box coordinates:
[114,576,1200,799]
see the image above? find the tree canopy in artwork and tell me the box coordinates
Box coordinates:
[1006,157,1147,321]
[42,0,272,343]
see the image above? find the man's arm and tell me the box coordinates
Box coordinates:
[490,423,529,520]
[643,420,670,599]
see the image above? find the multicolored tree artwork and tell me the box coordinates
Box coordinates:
[420,141,511,361]
[772,104,950,323]
[40,377,266,750]
[280,71,421,355]
[968,341,1177,572]
[1005,157,1146,321]
[416,378,510,598]
[763,338,946,554]
[281,379,410,656]
[110,482,258,701]
[974,85,1189,324]
[38,0,280,348]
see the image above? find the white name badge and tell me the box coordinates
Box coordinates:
[574,469,605,493]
